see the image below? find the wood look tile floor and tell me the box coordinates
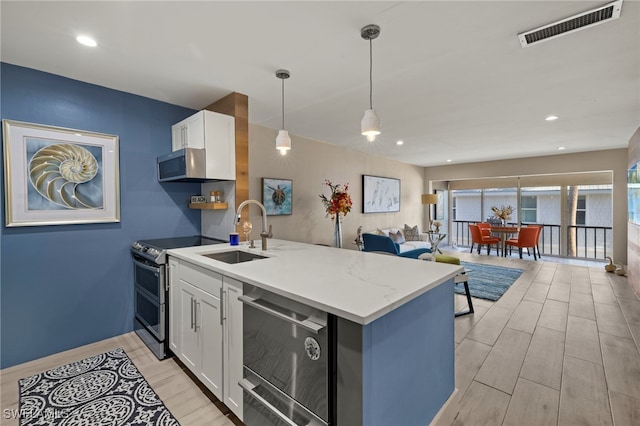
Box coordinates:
[0,332,240,426]
[443,250,640,426]
[1,252,637,426]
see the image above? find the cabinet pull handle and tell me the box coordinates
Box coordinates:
[190,297,195,330]
[194,301,200,331]
[238,295,325,334]
[220,288,225,325]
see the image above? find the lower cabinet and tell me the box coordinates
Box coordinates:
[169,257,243,421]
[223,277,243,417]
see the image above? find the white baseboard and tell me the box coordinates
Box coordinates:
[430,387,461,426]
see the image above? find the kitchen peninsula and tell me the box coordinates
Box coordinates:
[168,239,462,425]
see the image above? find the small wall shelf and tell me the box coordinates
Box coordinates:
[188,202,228,210]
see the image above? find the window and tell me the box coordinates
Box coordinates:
[452,196,457,220]
[576,195,586,225]
[520,195,537,223]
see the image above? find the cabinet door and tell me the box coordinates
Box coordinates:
[203,111,235,180]
[178,280,199,371]
[171,122,185,151]
[168,258,179,354]
[223,278,243,420]
[185,111,205,149]
[197,287,223,400]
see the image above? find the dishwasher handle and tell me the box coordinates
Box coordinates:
[239,378,302,426]
[238,295,325,334]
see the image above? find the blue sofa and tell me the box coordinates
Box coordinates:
[362,233,432,259]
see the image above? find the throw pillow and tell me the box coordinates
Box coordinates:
[389,230,406,244]
[404,224,421,241]
[377,228,390,237]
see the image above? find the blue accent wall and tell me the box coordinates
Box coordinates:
[0,63,202,368]
[362,280,455,425]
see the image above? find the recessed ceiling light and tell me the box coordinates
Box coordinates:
[557,146,566,150]
[446,159,452,163]
[545,115,559,121]
[76,35,97,47]
[396,140,404,145]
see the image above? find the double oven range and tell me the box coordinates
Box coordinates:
[131,235,225,360]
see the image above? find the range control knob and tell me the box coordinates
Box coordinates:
[304,337,321,361]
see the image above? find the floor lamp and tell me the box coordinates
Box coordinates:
[422,194,438,232]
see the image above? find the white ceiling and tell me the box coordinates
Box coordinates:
[1,1,639,167]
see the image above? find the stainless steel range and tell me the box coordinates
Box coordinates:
[131,235,225,359]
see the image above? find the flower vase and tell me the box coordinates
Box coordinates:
[333,215,343,248]
[501,219,506,226]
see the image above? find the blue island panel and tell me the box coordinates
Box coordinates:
[362,280,455,426]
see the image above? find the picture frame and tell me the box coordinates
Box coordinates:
[362,174,400,213]
[2,120,120,227]
[262,178,292,216]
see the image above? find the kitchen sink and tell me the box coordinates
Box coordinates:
[202,250,268,264]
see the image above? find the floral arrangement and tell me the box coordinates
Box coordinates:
[319,180,352,219]
[491,205,515,221]
[432,220,442,232]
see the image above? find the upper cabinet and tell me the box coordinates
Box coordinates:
[171,110,236,181]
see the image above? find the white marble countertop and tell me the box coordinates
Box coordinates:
[167,239,463,325]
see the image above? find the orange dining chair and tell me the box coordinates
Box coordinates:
[469,224,500,255]
[526,225,543,259]
[477,222,492,238]
[506,226,539,260]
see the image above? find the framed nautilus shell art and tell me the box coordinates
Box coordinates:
[2,120,120,227]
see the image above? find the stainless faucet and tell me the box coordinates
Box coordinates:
[235,200,273,250]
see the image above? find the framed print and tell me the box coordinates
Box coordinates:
[362,174,400,213]
[262,178,292,215]
[2,120,120,227]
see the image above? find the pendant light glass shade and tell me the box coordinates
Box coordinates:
[361,109,381,142]
[276,129,291,155]
[275,69,291,155]
[361,24,381,142]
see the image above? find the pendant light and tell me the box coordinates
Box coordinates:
[361,24,381,142]
[275,69,291,155]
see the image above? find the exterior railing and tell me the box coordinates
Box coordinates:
[567,225,612,260]
[451,221,610,260]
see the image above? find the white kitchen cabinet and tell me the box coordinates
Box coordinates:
[170,110,235,181]
[171,112,205,151]
[170,259,223,400]
[223,277,243,420]
[168,258,243,417]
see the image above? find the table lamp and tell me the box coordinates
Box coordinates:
[421,194,438,232]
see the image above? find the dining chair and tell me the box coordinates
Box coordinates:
[526,224,543,259]
[469,224,500,255]
[506,226,539,260]
[477,222,492,238]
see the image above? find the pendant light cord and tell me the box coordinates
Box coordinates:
[369,38,373,109]
[281,77,285,130]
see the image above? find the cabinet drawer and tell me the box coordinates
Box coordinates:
[179,260,222,295]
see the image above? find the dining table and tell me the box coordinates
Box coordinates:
[489,225,520,257]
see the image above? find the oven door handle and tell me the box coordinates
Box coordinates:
[132,257,161,275]
[239,378,301,426]
[238,295,325,334]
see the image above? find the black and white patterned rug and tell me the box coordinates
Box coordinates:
[18,347,180,425]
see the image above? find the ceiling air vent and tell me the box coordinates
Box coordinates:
[518,0,623,47]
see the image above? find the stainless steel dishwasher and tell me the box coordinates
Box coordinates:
[239,284,336,426]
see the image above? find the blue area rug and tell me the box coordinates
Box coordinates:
[457,261,524,301]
